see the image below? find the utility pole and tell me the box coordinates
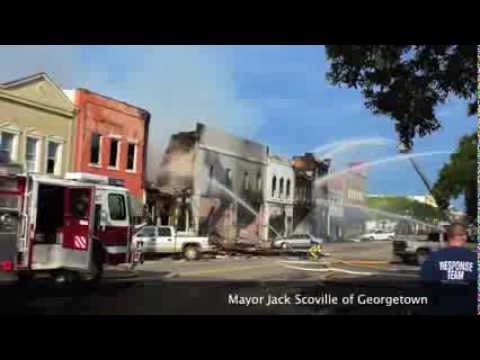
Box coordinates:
[399,144,449,222]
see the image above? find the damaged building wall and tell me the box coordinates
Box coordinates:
[192,123,268,246]
[152,130,197,231]
[292,153,330,239]
[152,122,269,245]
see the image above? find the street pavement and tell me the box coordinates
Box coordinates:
[0,241,427,315]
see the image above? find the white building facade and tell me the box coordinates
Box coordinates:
[262,154,295,241]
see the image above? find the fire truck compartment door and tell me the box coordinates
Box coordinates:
[60,186,94,270]
[0,207,19,270]
[0,181,23,270]
[31,185,95,271]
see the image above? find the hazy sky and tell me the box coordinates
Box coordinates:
[0,45,474,209]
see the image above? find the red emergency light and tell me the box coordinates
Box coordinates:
[1,260,13,272]
[108,178,125,187]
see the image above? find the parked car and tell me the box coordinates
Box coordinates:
[132,225,214,261]
[360,230,395,241]
[134,222,147,232]
[272,233,324,250]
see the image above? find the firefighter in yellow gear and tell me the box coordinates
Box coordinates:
[308,243,323,260]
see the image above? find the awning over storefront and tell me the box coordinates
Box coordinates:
[149,184,190,198]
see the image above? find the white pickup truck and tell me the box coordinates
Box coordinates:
[392,231,477,265]
[360,230,395,241]
[132,225,214,261]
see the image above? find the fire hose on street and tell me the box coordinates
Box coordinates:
[278,259,419,277]
[279,245,419,278]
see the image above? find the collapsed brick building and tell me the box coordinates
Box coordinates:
[148,123,268,247]
[146,128,369,245]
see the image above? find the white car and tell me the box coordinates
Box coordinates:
[134,222,147,231]
[272,233,324,250]
[132,225,214,260]
[360,230,395,241]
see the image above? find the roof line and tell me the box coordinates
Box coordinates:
[1,72,77,110]
[76,88,150,115]
[0,72,49,88]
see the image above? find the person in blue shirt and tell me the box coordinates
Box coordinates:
[420,223,477,284]
[420,222,477,314]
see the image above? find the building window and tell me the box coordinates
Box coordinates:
[243,171,249,191]
[90,133,101,165]
[108,193,126,221]
[226,169,232,185]
[25,137,39,172]
[257,173,262,191]
[0,132,17,161]
[271,176,277,197]
[209,165,214,179]
[109,138,120,169]
[286,179,291,198]
[126,143,136,171]
[46,141,62,175]
[279,178,284,198]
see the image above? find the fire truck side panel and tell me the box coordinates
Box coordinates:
[100,226,129,264]
[93,187,132,265]
[31,245,93,271]
[62,187,93,252]
[28,178,95,272]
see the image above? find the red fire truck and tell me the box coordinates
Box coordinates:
[0,161,142,283]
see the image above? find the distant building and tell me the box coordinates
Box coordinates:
[365,219,397,232]
[407,195,438,208]
[0,73,77,177]
[321,162,368,241]
[366,193,440,234]
[154,123,268,247]
[341,161,368,239]
[326,174,345,241]
[369,193,438,208]
[64,88,150,219]
[448,206,466,222]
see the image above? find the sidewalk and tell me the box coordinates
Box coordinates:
[0,272,17,284]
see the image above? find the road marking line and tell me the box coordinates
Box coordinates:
[338,260,391,265]
[280,263,419,278]
[279,260,331,265]
[281,264,374,276]
[177,263,277,277]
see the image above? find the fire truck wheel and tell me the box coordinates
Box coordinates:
[52,270,79,285]
[17,272,34,284]
[92,253,104,281]
[184,245,200,261]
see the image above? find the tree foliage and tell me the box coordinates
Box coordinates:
[432,133,477,221]
[325,45,476,150]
